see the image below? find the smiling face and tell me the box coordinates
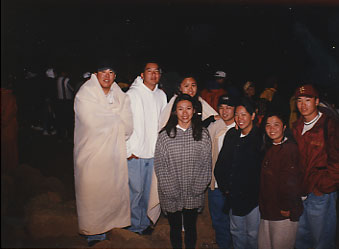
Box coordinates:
[296,96,319,122]
[218,104,235,125]
[95,69,115,94]
[176,100,194,129]
[179,77,198,97]
[265,116,286,144]
[235,105,255,135]
[141,63,161,90]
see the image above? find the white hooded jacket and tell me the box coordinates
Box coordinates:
[126,76,167,158]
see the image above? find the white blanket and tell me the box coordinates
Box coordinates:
[74,74,133,235]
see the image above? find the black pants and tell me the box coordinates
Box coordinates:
[55,100,74,140]
[167,208,198,249]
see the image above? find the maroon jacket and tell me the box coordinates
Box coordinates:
[292,113,339,195]
[259,140,303,221]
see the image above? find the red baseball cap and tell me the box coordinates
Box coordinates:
[295,84,319,98]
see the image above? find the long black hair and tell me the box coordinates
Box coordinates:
[162,93,203,141]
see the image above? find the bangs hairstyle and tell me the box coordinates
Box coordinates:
[162,93,203,141]
[235,97,258,125]
[263,111,294,150]
[236,97,256,115]
[175,73,199,96]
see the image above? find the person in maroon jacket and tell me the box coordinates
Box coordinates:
[292,84,339,249]
[258,112,303,249]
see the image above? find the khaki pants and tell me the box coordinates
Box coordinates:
[258,219,298,249]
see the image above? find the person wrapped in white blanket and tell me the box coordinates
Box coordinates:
[74,62,133,246]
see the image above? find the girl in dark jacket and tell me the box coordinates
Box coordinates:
[214,98,264,249]
[258,112,303,249]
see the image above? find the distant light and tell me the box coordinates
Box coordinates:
[333,46,336,49]
[289,7,292,10]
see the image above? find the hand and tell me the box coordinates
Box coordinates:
[127,154,139,160]
[214,115,221,120]
[280,210,290,217]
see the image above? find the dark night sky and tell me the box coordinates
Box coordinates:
[2,0,339,93]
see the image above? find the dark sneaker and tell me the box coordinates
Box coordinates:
[88,240,101,247]
[141,226,154,235]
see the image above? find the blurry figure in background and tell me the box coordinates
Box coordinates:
[42,68,57,135]
[289,95,298,129]
[74,63,133,247]
[74,71,91,96]
[214,98,264,249]
[117,78,131,92]
[242,81,257,106]
[200,70,228,111]
[258,112,303,249]
[159,73,218,129]
[207,95,238,249]
[55,69,74,142]
[1,73,19,174]
[259,77,278,103]
[126,61,167,235]
[256,98,269,128]
[259,76,289,127]
[292,84,339,249]
[20,69,45,131]
[154,94,212,249]
[157,71,181,101]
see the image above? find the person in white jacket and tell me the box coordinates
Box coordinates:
[126,61,167,234]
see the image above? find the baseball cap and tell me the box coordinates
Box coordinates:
[96,59,116,73]
[214,71,226,78]
[295,84,319,98]
[218,95,238,107]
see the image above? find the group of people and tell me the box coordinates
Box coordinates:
[73,59,338,249]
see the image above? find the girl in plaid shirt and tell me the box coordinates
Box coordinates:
[155,94,212,249]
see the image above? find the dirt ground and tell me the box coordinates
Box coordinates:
[1,128,216,248]
[1,128,339,249]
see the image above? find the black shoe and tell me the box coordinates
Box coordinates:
[141,226,154,235]
[88,240,101,247]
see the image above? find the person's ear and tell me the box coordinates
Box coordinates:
[141,73,144,79]
[251,112,256,121]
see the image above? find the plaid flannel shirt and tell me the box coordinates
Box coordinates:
[154,127,212,213]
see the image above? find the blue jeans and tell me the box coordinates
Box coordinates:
[208,188,232,249]
[84,233,106,243]
[127,158,154,233]
[295,191,337,249]
[230,206,260,249]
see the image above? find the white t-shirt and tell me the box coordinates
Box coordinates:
[302,112,322,135]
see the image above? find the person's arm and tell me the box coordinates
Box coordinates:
[126,90,144,158]
[214,129,235,194]
[202,115,216,128]
[192,130,212,195]
[311,118,339,192]
[120,94,133,139]
[278,143,303,216]
[154,133,179,200]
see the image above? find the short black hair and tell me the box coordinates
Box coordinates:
[140,59,161,73]
[96,58,116,73]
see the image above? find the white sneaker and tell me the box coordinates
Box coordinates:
[31,125,43,131]
[43,130,50,136]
